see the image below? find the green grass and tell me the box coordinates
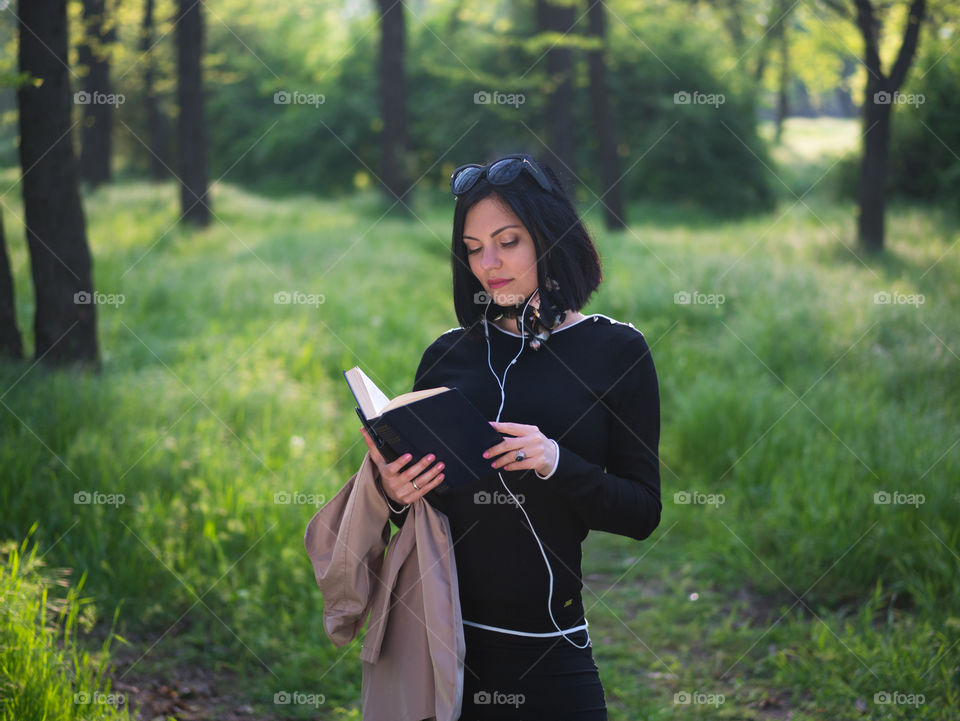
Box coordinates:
[1,118,958,719]
[0,526,131,721]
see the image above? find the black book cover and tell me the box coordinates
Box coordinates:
[350,383,503,496]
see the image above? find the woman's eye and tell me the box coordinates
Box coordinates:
[466,239,518,255]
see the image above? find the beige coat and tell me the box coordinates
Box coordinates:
[304,452,465,721]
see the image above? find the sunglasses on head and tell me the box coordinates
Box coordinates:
[450,154,552,196]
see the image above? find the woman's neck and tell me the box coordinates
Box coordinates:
[490,308,584,334]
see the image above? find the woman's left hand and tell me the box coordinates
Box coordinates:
[483,421,556,476]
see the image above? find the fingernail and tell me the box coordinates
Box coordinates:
[437,463,444,470]
[403,454,412,461]
[490,462,497,467]
[482,451,489,458]
[427,454,435,461]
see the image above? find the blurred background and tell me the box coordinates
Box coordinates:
[0,0,958,719]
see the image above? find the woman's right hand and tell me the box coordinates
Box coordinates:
[360,427,446,506]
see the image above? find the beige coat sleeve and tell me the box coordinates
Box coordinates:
[304,453,392,646]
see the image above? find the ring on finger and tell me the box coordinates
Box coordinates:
[515,450,526,463]
[411,480,421,490]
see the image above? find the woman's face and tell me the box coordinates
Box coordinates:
[462,196,539,308]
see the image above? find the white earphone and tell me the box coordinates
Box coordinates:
[482,293,591,650]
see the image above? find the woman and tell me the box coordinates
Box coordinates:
[359,153,662,720]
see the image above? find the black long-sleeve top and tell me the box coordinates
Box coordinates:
[386,313,661,633]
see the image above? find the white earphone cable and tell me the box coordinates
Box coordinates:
[481,294,590,650]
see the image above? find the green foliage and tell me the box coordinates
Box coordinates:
[0,527,131,721]
[888,35,960,206]
[0,119,957,718]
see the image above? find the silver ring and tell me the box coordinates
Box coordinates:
[411,480,421,490]
[514,450,526,463]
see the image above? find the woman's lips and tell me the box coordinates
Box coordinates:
[488,278,512,289]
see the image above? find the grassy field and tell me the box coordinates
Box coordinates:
[1,118,958,719]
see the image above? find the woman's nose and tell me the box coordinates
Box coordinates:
[479,245,500,269]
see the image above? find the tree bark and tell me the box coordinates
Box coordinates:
[0,207,23,360]
[176,0,211,225]
[142,0,172,180]
[853,0,925,251]
[586,0,626,230]
[78,0,115,187]
[376,0,412,213]
[536,0,578,200]
[774,18,790,143]
[17,0,99,367]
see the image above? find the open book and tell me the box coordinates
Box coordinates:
[344,366,504,496]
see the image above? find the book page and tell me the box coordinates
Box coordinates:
[381,386,449,413]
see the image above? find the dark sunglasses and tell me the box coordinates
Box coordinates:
[450,154,552,196]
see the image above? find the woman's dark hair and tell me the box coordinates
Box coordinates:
[450,156,603,342]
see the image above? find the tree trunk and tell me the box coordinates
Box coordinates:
[176,0,211,225]
[536,0,577,200]
[774,20,789,143]
[857,85,892,251]
[0,208,23,360]
[852,0,925,251]
[376,0,412,214]
[586,0,626,230]
[78,0,115,187]
[142,0,171,181]
[17,0,99,367]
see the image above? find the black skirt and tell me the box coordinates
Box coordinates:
[456,623,608,721]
